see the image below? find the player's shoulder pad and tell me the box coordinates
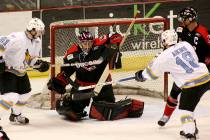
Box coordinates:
[64,43,79,59]
[195,24,210,45]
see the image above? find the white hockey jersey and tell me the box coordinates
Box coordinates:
[0,32,41,76]
[142,41,210,88]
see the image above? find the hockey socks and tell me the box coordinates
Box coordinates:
[164,96,178,117]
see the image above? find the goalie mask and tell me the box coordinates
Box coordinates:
[161,30,178,48]
[178,7,198,22]
[78,31,94,54]
[26,18,45,39]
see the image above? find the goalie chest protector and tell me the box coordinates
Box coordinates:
[89,99,144,121]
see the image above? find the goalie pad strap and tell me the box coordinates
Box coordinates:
[89,99,144,121]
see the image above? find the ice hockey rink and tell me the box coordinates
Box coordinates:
[1,77,210,140]
[0,4,210,140]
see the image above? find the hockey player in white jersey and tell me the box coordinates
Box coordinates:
[0,18,49,139]
[134,30,210,139]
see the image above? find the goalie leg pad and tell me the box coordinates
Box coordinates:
[89,99,144,121]
[55,95,88,121]
[128,99,144,118]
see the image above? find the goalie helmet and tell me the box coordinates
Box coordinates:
[161,30,178,47]
[26,18,45,39]
[178,7,198,22]
[78,31,94,41]
[78,31,94,54]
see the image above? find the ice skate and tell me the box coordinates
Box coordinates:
[158,115,170,126]
[180,131,197,140]
[9,113,29,125]
[180,120,199,140]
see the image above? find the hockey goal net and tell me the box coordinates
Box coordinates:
[49,17,169,109]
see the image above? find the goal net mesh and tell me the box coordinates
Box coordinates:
[29,18,169,109]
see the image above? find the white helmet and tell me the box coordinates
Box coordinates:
[27,18,45,32]
[26,18,45,39]
[161,30,178,47]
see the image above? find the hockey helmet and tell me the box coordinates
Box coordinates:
[78,31,94,54]
[161,30,178,47]
[78,31,94,41]
[178,7,198,22]
[26,18,45,38]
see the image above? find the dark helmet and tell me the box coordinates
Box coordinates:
[178,7,198,22]
[78,31,94,41]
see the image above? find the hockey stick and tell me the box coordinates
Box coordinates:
[92,11,140,92]
[72,11,140,100]
[78,76,135,91]
[93,64,110,93]
[46,75,134,101]
[72,76,136,100]
[72,64,110,100]
[119,11,140,49]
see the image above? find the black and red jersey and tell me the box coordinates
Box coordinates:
[177,24,210,63]
[62,38,113,86]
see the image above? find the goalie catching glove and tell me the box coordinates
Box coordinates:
[47,72,70,94]
[106,33,123,69]
[106,33,123,51]
[34,59,49,72]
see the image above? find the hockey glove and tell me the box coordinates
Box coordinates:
[109,33,123,48]
[135,70,146,82]
[105,33,123,67]
[176,26,184,42]
[47,72,69,94]
[0,56,5,74]
[34,59,50,72]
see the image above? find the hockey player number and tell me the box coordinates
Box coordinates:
[0,36,10,46]
[176,51,199,73]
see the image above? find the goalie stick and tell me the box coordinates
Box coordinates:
[78,76,135,91]
[72,11,140,100]
[72,64,110,100]
[72,76,133,99]
[72,76,136,100]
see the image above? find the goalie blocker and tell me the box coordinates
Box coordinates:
[89,98,144,121]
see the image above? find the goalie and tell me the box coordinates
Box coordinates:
[47,31,144,121]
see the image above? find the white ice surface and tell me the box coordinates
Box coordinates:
[1,77,210,140]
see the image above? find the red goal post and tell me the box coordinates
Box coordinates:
[50,17,169,109]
